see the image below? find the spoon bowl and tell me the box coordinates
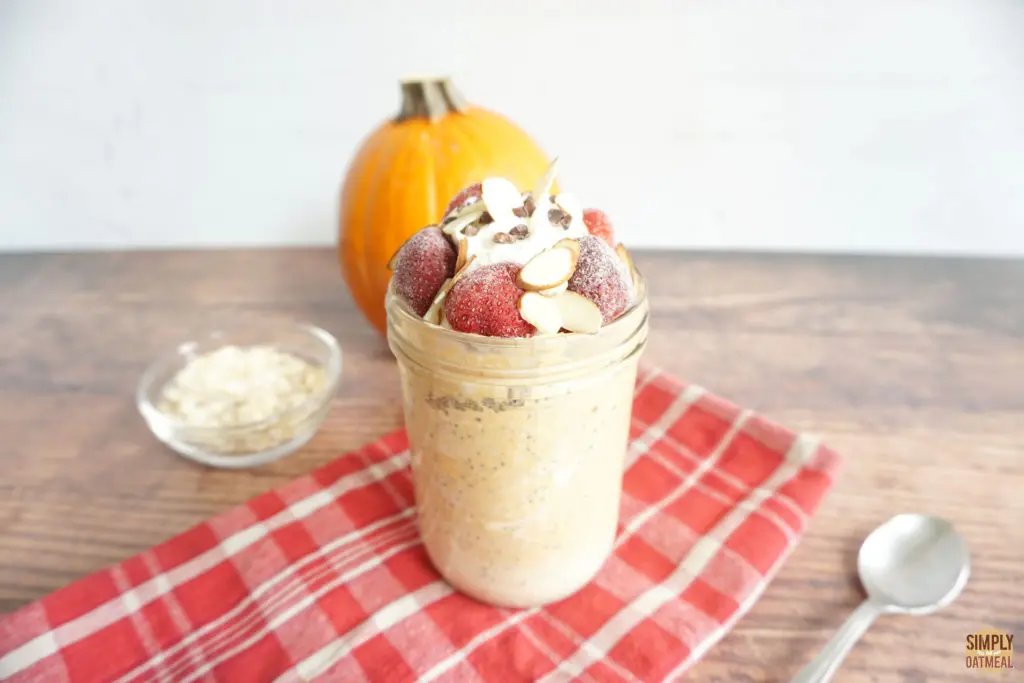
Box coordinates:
[792,513,970,682]
[858,513,971,614]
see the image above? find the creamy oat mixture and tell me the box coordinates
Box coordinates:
[400,349,639,607]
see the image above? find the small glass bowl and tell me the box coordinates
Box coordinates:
[136,322,343,469]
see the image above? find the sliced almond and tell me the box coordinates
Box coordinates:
[452,254,475,283]
[517,291,563,335]
[423,299,444,325]
[552,237,581,258]
[554,291,603,334]
[516,241,579,291]
[422,254,475,326]
[455,237,468,272]
[423,279,450,325]
[481,177,524,220]
[442,203,486,237]
[615,243,638,285]
[421,258,473,327]
[539,282,568,297]
[444,193,486,221]
[531,157,560,204]
[614,242,632,267]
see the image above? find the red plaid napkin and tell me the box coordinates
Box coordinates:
[0,366,841,683]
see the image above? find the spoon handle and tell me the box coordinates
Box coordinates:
[790,600,881,683]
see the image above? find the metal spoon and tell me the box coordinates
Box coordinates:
[791,514,970,683]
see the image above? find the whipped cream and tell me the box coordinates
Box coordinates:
[442,161,588,271]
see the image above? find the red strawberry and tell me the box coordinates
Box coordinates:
[445,263,535,338]
[442,182,483,219]
[390,226,457,317]
[582,209,615,247]
[567,235,632,323]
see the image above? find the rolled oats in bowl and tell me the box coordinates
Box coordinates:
[137,323,342,469]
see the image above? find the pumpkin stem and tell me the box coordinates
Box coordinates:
[395,77,468,123]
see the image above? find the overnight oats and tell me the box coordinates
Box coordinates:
[385,160,649,608]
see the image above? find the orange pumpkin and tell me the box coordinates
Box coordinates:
[338,77,557,336]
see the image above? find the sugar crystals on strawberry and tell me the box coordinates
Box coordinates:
[566,235,632,324]
[444,263,535,338]
[389,226,457,317]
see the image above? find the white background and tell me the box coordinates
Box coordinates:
[1,0,1022,255]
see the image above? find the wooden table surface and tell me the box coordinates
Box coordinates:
[1,247,1021,681]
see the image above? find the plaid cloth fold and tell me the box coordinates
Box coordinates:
[0,366,841,683]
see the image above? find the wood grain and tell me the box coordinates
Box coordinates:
[1,248,1021,682]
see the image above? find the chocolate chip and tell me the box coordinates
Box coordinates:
[464,224,480,236]
[492,232,513,244]
[478,211,494,225]
[550,194,557,203]
[509,224,529,239]
[548,207,566,225]
[516,195,537,218]
[559,212,572,228]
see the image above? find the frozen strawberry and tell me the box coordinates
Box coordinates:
[582,208,615,247]
[444,263,535,338]
[567,235,632,323]
[442,182,483,219]
[389,226,457,317]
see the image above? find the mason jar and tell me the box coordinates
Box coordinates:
[386,275,649,608]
